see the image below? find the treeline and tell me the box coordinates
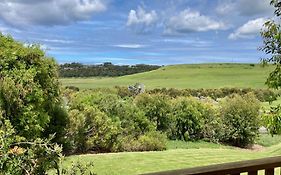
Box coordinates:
[59,62,161,77]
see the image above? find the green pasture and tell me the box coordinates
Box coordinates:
[60,64,274,89]
[58,138,281,175]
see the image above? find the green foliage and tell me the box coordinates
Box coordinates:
[0,34,65,140]
[67,105,120,153]
[262,105,281,135]
[261,0,281,89]
[0,117,62,175]
[170,97,205,141]
[148,87,277,103]
[0,34,70,174]
[119,131,167,152]
[134,93,172,132]
[60,161,95,175]
[219,94,261,147]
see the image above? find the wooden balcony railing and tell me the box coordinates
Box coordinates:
[142,156,281,175]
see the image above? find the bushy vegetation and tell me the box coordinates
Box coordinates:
[0,34,64,174]
[59,62,161,77]
[62,88,262,150]
[219,94,261,147]
[147,87,278,103]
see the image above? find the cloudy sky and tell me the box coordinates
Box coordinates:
[0,0,275,65]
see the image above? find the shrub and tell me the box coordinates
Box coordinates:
[66,105,120,153]
[0,34,66,141]
[219,93,261,147]
[134,93,172,133]
[119,131,167,152]
[170,97,205,141]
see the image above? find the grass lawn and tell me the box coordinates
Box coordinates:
[55,139,281,175]
[60,63,274,89]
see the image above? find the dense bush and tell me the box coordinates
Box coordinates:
[0,34,66,174]
[0,34,66,141]
[170,97,205,141]
[119,131,167,152]
[134,93,172,132]
[219,93,261,147]
[66,105,120,153]
[66,91,164,152]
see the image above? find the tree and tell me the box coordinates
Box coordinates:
[260,0,281,136]
[261,0,281,89]
[0,33,67,141]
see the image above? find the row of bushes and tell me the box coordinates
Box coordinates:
[148,88,278,102]
[62,89,261,153]
[66,86,279,103]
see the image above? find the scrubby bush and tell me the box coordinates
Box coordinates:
[170,97,205,141]
[66,105,120,153]
[134,93,172,133]
[219,93,261,147]
[119,131,167,152]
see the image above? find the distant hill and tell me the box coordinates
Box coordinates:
[60,63,275,89]
[59,62,161,77]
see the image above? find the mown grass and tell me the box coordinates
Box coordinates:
[256,134,281,147]
[54,138,281,175]
[58,145,281,175]
[60,63,275,89]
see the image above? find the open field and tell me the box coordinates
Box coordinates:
[60,63,275,89]
[58,139,281,175]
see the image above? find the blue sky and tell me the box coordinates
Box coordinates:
[0,0,275,65]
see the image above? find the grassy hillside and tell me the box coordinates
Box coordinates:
[60,63,274,89]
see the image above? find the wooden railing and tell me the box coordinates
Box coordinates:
[142,156,281,175]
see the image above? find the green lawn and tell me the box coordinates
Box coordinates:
[59,145,281,175]
[60,64,275,89]
[55,139,281,175]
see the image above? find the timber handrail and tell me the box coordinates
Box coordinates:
[142,156,281,175]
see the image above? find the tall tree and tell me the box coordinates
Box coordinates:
[261,0,281,89]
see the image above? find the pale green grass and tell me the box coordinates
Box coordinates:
[60,64,274,89]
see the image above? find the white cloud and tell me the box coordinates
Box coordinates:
[216,1,236,16]
[42,39,74,44]
[126,7,158,33]
[113,44,146,49]
[216,0,274,16]
[229,18,267,40]
[165,9,227,34]
[0,0,106,27]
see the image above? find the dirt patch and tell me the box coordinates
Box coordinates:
[246,144,265,151]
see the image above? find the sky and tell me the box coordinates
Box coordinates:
[0,0,276,65]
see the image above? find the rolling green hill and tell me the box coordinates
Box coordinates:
[60,63,275,89]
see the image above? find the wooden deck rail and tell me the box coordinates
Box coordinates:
[142,156,281,175]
